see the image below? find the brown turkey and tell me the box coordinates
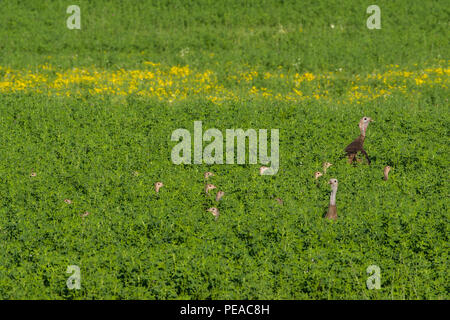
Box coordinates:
[344,116,373,165]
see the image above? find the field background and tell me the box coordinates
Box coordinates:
[0,0,448,299]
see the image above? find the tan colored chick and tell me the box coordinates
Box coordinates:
[323,162,332,174]
[205,184,216,194]
[204,171,214,179]
[155,182,164,193]
[383,166,391,181]
[215,191,225,201]
[207,207,220,221]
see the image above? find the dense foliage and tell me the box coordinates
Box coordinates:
[0,0,448,299]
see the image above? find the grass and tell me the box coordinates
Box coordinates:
[0,0,448,299]
[1,0,448,72]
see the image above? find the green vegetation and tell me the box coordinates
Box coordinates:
[1,0,448,72]
[0,0,448,299]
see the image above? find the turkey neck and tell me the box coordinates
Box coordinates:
[329,186,337,206]
[360,124,367,139]
[355,133,365,148]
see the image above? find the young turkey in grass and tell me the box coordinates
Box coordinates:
[344,116,373,165]
[314,171,323,187]
[322,162,332,174]
[155,182,163,193]
[81,211,90,218]
[325,178,338,221]
[215,190,225,201]
[383,166,391,180]
[205,183,216,194]
[259,166,270,175]
[207,207,220,221]
[204,171,214,179]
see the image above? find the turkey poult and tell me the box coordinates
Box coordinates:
[204,171,214,179]
[325,178,338,221]
[207,207,220,221]
[155,182,164,193]
[215,190,225,201]
[323,162,332,174]
[383,166,391,181]
[314,171,323,180]
[205,183,216,194]
[344,116,373,164]
[259,166,270,175]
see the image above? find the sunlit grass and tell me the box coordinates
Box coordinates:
[0,0,448,300]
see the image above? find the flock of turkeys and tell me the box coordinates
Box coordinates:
[152,116,391,222]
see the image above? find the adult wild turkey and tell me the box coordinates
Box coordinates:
[344,116,373,164]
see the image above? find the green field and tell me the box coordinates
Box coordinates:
[0,0,448,299]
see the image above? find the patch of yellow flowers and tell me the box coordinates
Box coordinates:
[0,61,448,105]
